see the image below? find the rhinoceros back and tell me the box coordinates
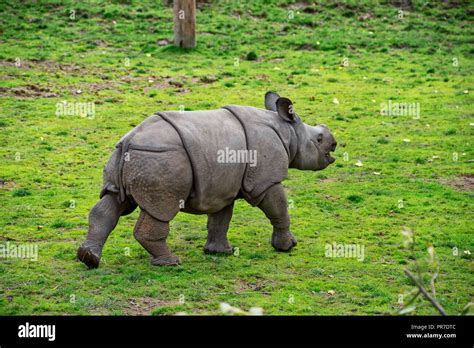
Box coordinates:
[155,109,247,213]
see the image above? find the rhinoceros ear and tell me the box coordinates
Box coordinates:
[276,97,297,122]
[264,91,280,112]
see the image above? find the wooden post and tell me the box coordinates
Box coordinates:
[173,0,196,48]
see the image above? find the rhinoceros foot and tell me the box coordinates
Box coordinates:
[77,244,101,269]
[150,254,180,266]
[271,231,297,252]
[203,242,233,255]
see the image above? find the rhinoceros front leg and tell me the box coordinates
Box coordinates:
[77,193,132,269]
[258,184,297,251]
[204,203,234,255]
[134,210,180,266]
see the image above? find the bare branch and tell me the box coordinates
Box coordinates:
[430,265,439,299]
[404,269,447,316]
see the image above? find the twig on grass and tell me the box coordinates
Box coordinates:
[404,269,446,316]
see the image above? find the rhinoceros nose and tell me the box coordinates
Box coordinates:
[331,142,337,151]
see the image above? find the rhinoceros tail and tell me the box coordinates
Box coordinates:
[100,144,137,216]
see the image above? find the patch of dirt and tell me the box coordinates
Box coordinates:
[175,88,189,95]
[0,235,19,241]
[120,75,146,83]
[268,58,285,64]
[303,7,318,14]
[124,297,180,316]
[287,2,319,14]
[288,2,310,10]
[236,279,270,295]
[1,75,15,81]
[94,39,108,47]
[346,44,356,51]
[200,74,219,84]
[231,10,264,21]
[296,43,315,51]
[0,179,16,189]
[0,59,83,73]
[144,76,187,92]
[157,38,171,46]
[358,12,374,21]
[388,0,414,10]
[69,81,117,95]
[255,74,269,81]
[319,177,337,184]
[390,43,415,49]
[440,174,474,192]
[119,75,196,95]
[322,194,336,200]
[0,85,58,98]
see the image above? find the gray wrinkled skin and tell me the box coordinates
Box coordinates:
[77,92,337,268]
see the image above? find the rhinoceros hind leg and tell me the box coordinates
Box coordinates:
[204,203,234,254]
[258,184,297,252]
[134,210,180,266]
[77,193,134,269]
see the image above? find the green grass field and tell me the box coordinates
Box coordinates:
[0,0,472,315]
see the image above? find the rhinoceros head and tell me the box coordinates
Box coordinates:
[265,92,337,171]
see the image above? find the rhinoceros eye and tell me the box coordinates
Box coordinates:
[317,133,323,144]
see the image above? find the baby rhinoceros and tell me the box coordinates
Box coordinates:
[77,92,337,268]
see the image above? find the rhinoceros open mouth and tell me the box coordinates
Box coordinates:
[325,151,336,164]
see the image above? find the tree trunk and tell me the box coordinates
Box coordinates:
[173,0,196,48]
